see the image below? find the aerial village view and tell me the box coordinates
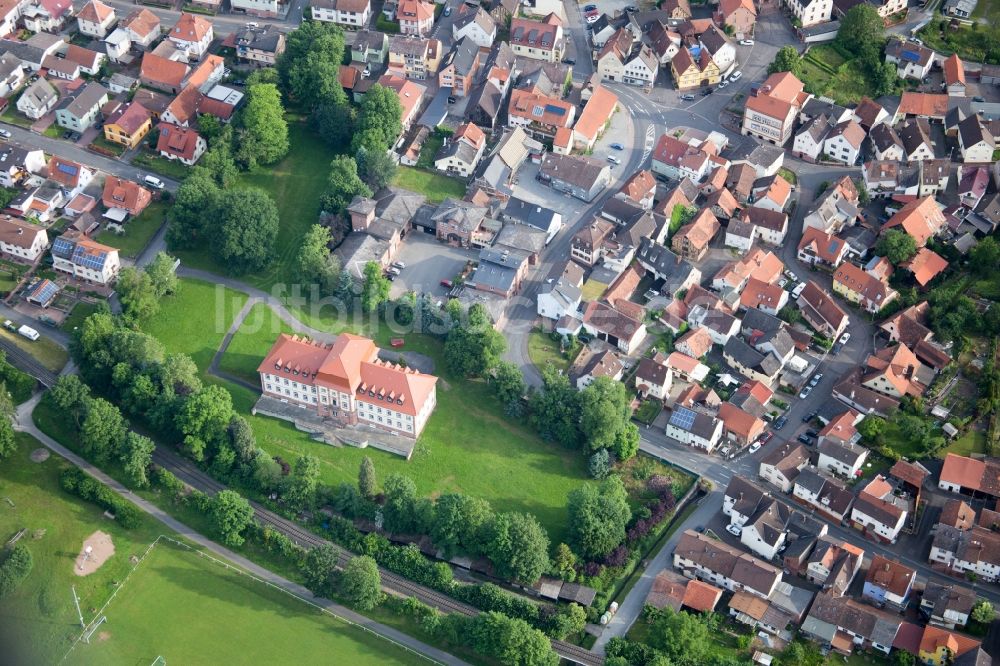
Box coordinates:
[1,0,1000,662]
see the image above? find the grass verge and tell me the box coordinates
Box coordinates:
[0,326,68,372]
[94,200,168,258]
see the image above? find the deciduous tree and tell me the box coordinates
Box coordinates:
[768,46,801,75]
[836,5,885,65]
[210,490,254,546]
[529,365,580,448]
[361,261,390,313]
[276,21,347,110]
[444,303,506,377]
[321,155,372,216]
[116,267,159,323]
[236,83,289,167]
[972,599,995,624]
[167,170,218,250]
[340,555,382,610]
[352,84,402,153]
[284,454,320,510]
[875,229,917,265]
[80,398,127,463]
[210,188,279,275]
[486,512,550,584]
[355,145,397,192]
[121,432,154,488]
[382,473,419,534]
[567,477,631,559]
[145,252,179,298]
[431,493,494,558]
[302,543,340,597]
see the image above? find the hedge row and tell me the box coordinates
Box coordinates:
[59,468,141,529]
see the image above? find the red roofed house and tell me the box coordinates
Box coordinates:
[617,170,656,209]
[672,208,720,261]
[715,0,755,39]
[797,226,848,268]
[573,84,618,152]
[121,8,160,48]
[862,343,933,399]
[739,277,787,315]
[76,0,116,38]
[103,101,152,149]
[682,579,723,613]
[833,261,898,313]
[378,74,427,133]
[102,177,152,217]
[742,71,811,146]
[168,12,214,60]
[718,402,766,446]
[140,53,190,94]
[797,280,849,339]
[943,54,966,97]
[882,196,946,246]
[919,625,983,666]
[258,333,438,444]
[508,86,576,141]
[157,123,207,166]
[396,0,435,36]
[901,247,948,287]
[510,14,565,63]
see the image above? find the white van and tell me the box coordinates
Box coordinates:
[143,175,164,189]
[17,325,39,341]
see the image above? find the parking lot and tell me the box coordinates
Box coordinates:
[389,234,477,299]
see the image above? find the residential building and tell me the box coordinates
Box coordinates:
[716,0,756,39]
[635,353,673,401]
[938,454,1000,500]
[920,582,976,629]
[944,0,977,16]
[0,52,25,98]
[434,122,486,177]
[739,277,787,315]
[581,300,646,354]
[388,35,441,80]
[617,170,656,210]
[22,0,72,31]
[797,281,849,340]
[352,30,388,64]
[793,468,854,523]
[509,14,564,63]
[782,0,832,26]
[230,0,282,18]
[636,238,701,296]
[670,46,722,91]
[957,114,994,163]
[377,74,426,132]
[168,13,214,60]
[54,82,109,132]
[0,144,44,189]
[918,626,984,666]
[870,123,904,161]
[395,0,435,36]
[801,593,900,655]
[451,5,495,48]
[793,114,830,162]
[666,405,723,451]
[50,232,120,284]
[507,86,575,141]
[797,227,848,268]
[572,349,623,390]
[103,102,152,149]
[823,119,865,165]
[467,246,529,298]
[930,523,1000,583]
[885,39,936,80]
[806,538,863,595]
[943,53,966,96]
[861,343,933,399]
[45,156,93,199]
[139,53,190,94]
[671,209,720,261]
[723,337,783,387]
[673,529,782,599]
[259,333,438,439]
[0,217,48,262]
[651,134,712,182]
[853,476,908,543]
[16,78,58,119]
[901,247,948,287]
[438,37,480,97]
[759,442,809,492]
[233,25,286,66]
[538,153,610,203]
[718,402,766,447]
[102,177,151,217]
[311,0,372,27]
[742,72,810,145]
[76,0,115,38]
[802,175,859,234]
[899,118,935,161]
[121,8,160,48]
[157,123,207,165]
[832,261,897,313]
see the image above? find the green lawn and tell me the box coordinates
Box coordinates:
[394,167,466,203]
[941,430,987,457]
[140,278,248,373]
[172,121,337,292]
[0,104,31,128]
[416,134,444,169]
[61,301,102,333]
[65,539,427,666]
[799,45,879,105]
[918,10,1000,64]
[42,124,62,139]
[95,200,168,258]
[0,433,167,665]
[131,151,192,181]
[527,330,572,374]
[204,301,590,544]
[88,134,127,157]
[0,326,68,372]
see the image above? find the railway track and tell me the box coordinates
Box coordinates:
[151,447,603,665]
[0,338,57,387]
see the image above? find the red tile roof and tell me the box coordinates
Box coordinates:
[102,177,151,215]
[574,84,618,142]
[170,12,212,43]
[156,122,203,161]
[902,247,947,286]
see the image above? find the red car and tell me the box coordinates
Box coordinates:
[440,279,453,288]
[759,431,774,446]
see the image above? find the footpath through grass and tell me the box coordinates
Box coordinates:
[65,539,428,666]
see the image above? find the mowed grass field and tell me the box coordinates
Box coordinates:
[65,540,428,666]
[173,299,590,545]
[0,434,165,665]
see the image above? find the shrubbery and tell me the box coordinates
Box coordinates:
[0,543,33,598]
[59,468,141,528]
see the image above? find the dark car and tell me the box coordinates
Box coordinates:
[802,410,817,423]
[798,434,816,445]
[624,4,637,10]
[610,142,624,150]
[701,87,712,96]
[583,3,597,10]
[443,6,451,15]
[773,415,787,430]
[563,57,576,65]
[805,429,819,438]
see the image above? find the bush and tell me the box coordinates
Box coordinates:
[60,468,141,528]
[0,543,33,598]
[452,582,540,624]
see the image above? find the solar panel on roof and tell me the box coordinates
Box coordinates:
[72,246,107,271]
[901,51,919,62]
[51,237,75,258]
[545,104,566,116]
[31,281,58,303]
[669,406,697,430]
[57,162,79,175]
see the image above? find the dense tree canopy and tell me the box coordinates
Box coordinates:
[768,46,801,76]
[295,224,341,292]
[302,543,340,597]
[276,21,347,111]
[529,365,581,448]
[210,490,254,547]
[444,303,506,377]
[236,83,289,168]
[210,188,280,275]
[579,376,640,460]
[431,493,494,558]
[355,145,398,192]
[486,512,550,584]
[166,170,219,250]
[353,85,403,153]
[468,612,558,666]
[875,229,918,265]
[361,261,391,313]
[321,155,372,215]
[836,5,885,65]
[340,555,382,610]
[567,477,631,559]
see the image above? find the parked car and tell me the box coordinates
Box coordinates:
[748,441,761,454]
[606,155,621,165]
[805,429,819,438]
[695,525,705,533]
[759,431,773,446]
[729,70,743,81]
[739,39,755,46]
[701,87,712,96]
[839,332,851,345]
[791,282,806,299]
[563,57,576,65]
[803,410,818,423]
[726,523,742,536]
[610,142,624,150]
[440,279,453,288]
[680,93,695,101]
[773,415,787,430]
[798,385,812,399]
[624,4,637,10]
[443,5,451,15]
[143,175,164,189]
[0,128,10,139]
[810,373,823,386]
[832,342,844,354]
[586,13,600,23]
[718,79,729,88]
[392,261,406,269]
[583,3,597,10]
[798,433,816,445]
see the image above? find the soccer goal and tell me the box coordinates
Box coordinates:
[81,616,107,644]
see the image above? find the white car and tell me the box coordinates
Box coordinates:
[799,385,813,399]
[0,128,10,139]
[740,39,754,46]
[586,13,599,22]
[729,70,743,82]
[718,79,729,88]
[748,441,761,454]
[726,524,742,536]
[839,332,851,345]
[791,282,806,299]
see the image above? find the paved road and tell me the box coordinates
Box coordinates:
[12,392,467,666]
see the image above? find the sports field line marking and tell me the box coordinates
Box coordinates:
[61,535,444,666]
